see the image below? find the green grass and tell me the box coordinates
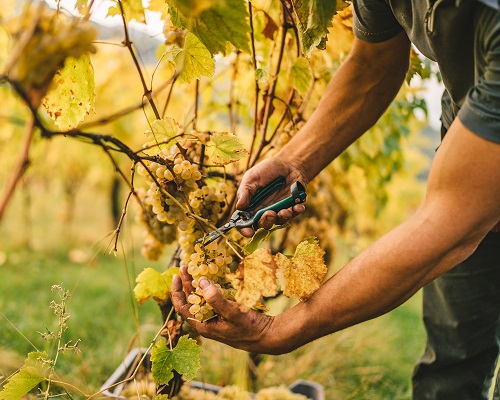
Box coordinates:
[0,247,163,395]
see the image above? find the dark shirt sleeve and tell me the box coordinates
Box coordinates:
[458,8,500,144]
[352,0,403,43]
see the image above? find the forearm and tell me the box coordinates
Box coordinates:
[276,33,410,181]
[270,209,480,353]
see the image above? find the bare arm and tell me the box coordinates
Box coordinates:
[236,31,411,206]
[235,32,411,234]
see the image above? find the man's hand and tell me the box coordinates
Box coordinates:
[172,266,288,354]
[236,158,307,237]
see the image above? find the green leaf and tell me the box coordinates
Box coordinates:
[153,395,170,400]
[165,0,214,17]
[107,0,146,23]
[0,351,51,400]
[151,336,202,385]
[289,57,313,97]
[244,228,271,254]
[172,33,215,83]
[168,0,250,55]
[209,132,248,165]
[143,118,180,154]
[41,52,95,131]
[134,267,169,304]
[292,0,337,55]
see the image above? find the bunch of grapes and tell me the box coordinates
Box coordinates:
[135,188,177,261]
[177,182,231,264]
[119,372,156,399]
[135,152,202,259]
[184,241,236,321]
[171,383,311,400]
[5,2,96,96]
[135,131,244,321]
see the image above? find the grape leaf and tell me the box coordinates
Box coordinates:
[165,0,214,18]
[151,336,202,385]
[153,396,170,400]
[134,267,169,304]
[168,0,250,55]
[289,57,313,97]
[292,0,339,55]
[275,237,327,300]
[209,132,248,165]
[41,52,95,131]
[227,248,278,311]
[107,0,146,23]
[162,267,180,292]
[0,351,50,400]
[172,33,215,83]
[143,118,180,154]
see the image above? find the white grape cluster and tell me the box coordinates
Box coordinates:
[184,241,236,321]
[135,188,177,261]
[5,2,97,94]
[177,182,231,265]
[119,373,156,398]
[135,132,243,321]
[136,151,203,260]
[171,383,311,400]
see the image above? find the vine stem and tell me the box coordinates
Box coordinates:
[118,0,161,120]
[249,0,289,167]
[0,114,35,223]
[246,1,260,170]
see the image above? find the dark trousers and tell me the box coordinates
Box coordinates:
[412,232,500,399]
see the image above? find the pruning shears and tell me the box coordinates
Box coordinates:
[198,176,307,246]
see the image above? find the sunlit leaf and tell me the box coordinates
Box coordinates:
[107,0,146,23]
[275,237,327,300]
[172,33,215,83]
[209,132,248,165]
[168,0,250,55]
[134,267,169,304]
[162,267,180,292]
[42,53,95,130]
[143,118,180,154]
[151,336,202,385]
[289,57,313,97]
[0,351,50,400]
[292,0,342,55]
[227,248,278,311]
[165,0,214,18]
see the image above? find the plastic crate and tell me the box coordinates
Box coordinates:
[101,347,324,400]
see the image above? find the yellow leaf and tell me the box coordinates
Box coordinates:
[134,267,169,304]
[275,237,327,301]
[227,248,278,311]
[41,52,95,130]
[209,132,248,165]
[173,33,215,83]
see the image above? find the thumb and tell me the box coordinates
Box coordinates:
[199,278,237,318]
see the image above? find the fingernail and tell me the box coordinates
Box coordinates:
[199,278,210,289]
[265,215,274,222]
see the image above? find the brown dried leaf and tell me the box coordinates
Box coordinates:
[227,248,278,311]
[275,237,327,301]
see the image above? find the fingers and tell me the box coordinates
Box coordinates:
[172,272,239,323]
